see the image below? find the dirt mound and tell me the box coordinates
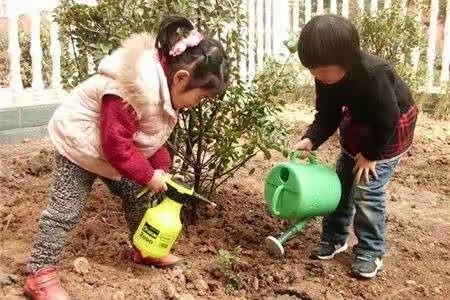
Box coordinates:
[10,147,54,177]
[0,113,449,299]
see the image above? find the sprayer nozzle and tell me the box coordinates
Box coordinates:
[193,192,217,208]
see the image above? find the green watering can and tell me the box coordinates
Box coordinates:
[264,151,341,256]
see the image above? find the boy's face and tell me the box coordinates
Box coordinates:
[309,65,346,85]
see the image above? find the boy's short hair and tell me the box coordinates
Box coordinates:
[298,14,361,70]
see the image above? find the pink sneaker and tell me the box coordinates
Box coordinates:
[24,266,70,300]
[131,248,182,268]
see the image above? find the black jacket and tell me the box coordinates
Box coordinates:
[303,52,416,160]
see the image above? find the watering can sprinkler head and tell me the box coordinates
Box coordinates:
[265,236,285,257]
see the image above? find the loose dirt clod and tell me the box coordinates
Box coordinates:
[112,290,125,300]
[73,257,90,274]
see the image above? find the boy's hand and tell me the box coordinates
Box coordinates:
[353,153,378,184]
[294,138,313,152]
[147,169,169,193]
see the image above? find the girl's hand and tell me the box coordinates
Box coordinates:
[147,169,168,193]
[353,153,378,184]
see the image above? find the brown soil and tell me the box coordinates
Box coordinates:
[1,110,449,300]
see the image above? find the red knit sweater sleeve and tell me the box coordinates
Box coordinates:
[100,94,154,185]
[148,146,172,172]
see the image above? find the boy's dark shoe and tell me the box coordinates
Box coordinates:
[310,241,348,260]
[352,255,383,279]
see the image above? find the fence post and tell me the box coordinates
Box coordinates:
[411,3,423,73]
[342,0,349,17]
[292,0,299,32]
[30,5,44,92]
[239,0,248,81]
[48,11,61,90]
[247,0,256,79]
[358,0,365,12]
[370,0,378,16]
[426,0,440,89]
[0,1,6,16]
[401,0,408,16]
[272,0,290,57]
[441,0,450,85]
[317,0,324,15]
[7,2,23,96]
[331,0,337,14]
[305,0,312,22]
[256,0,264,69]
[264,0,272,57]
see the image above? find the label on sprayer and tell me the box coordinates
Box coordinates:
[138,222,174,250]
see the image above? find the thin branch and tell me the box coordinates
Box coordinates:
[74,18,105,36]
[166,141,197,169]
[69,34,81,71]
[204,102,222,134]
[194,107,204,190]
[201,152,223,172]
[208,165,221,196]
[182,112,195,155]
[215,153,257,187]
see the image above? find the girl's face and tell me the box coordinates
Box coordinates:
[309,65,346,85]
[170,70,217,109]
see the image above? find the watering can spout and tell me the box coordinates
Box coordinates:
[265,219,309,257]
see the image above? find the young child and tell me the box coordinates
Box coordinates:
[25,16,228,299]
[295,15,418,279]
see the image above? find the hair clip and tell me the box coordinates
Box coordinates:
[169,30,203,57]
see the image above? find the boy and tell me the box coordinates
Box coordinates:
[295,14,418,278]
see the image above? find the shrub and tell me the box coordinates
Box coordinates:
[356,1,427,92]
[55,0,288,206]
[252,56,314,106]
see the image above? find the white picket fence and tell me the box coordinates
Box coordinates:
[0,0,449,107]
[0,0,95,106]
[240,0,450,91]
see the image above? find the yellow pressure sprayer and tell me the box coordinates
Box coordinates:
[133,177,215,258]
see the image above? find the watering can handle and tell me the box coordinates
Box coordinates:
[288,150,318,164]
[271,185,284,216]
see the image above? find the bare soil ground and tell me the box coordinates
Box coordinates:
[1,108,449,299]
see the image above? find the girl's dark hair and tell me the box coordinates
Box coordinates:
[156,16,229,95]
[297,14,361,70]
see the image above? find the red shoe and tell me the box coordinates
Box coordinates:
[131,248,182,268]
[24,267,70,300]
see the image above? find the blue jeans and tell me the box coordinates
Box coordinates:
[321,151,401,258]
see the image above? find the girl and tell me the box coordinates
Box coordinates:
[295,15,418,279]
[25,16,228,300]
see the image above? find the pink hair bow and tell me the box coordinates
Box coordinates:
[169,30,203,57]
